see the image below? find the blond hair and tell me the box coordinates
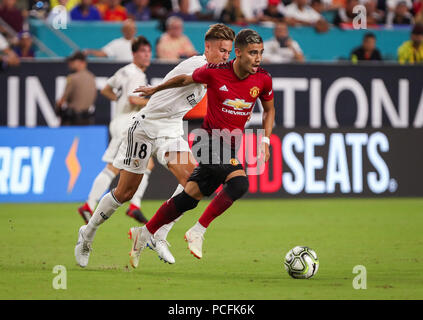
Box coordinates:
[204,23,235,42]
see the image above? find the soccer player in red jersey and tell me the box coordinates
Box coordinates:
[130,29,275,265]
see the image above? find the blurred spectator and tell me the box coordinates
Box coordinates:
[311,0,324,14]
[149,0,172,19]
[263,21,304,62]
[168,0,198,20]
[125,0,151,21]
[84,19,136,61]
[397,23,423,64]
[98,0,128,21]
[415,0,423,24]
[219,0,247,24]
[386,0,412,12]
[350,32,382,62]
[56,51,97,125]
[50,0,79,11]
[260,0,285,23]
[386,1,413,25]
[47,0,71,24]
[362,0,384,26]
[170,0,202,14]
[385,0,412,25]
[414,0,423,17]
[322,0,345,10]
[284,0,329,32]
[333,0,359,27]
[0,0,24,33]
[209,0,267,22]
[0,31,19,70]
[156,16,197,61]
[71,0,102,20]
[13,31,35,58]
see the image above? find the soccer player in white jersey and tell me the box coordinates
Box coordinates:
[77,36,153,225]
[75,24,235,268]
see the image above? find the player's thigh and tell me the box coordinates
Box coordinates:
[184,180,203,200]
[106,163,120,175]
[113,122,154,180]
[102,115,128,163]
[147,157,155,171]
[186,164,223,199]
[167,151,197,186]
[102,135,122,164]
[225,169,247,182]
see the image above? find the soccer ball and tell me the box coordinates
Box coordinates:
[284,246,319,279]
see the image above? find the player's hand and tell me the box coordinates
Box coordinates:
[259,141,270,163]
[133,85,156,97]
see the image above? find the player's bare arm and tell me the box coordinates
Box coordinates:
[129,96,149,109]
[134,74,196,97]
[101,84,117,101]
[260,98,275,162]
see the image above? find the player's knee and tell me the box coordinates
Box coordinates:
[173,191,199,213]
[224,176,249,201]
[113,186,136,203]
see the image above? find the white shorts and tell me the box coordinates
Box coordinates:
[113,119,191,174]
[102,112,136,163]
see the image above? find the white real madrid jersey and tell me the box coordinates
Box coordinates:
[135,55,207,138]
[107,63,148,117]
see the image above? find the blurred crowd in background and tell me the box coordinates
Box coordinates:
[0,0,423,68]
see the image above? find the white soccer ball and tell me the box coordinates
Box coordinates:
[284,246,319,279]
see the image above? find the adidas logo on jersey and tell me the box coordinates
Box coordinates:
[219,85,228,92]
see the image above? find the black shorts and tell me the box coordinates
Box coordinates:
[188,135,244,197]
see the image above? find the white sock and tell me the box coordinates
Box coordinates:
[191,221,207,236]
[171,184,184,197]
[155,215,183,240]
[130,169,151,208]
[84,191,122,241]
[154,184,185,240]
[87,168,116,211]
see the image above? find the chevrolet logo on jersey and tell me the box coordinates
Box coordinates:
[222,99,253,110]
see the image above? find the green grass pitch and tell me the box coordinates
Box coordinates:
[0,198,422,300]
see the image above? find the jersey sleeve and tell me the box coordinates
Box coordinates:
[106,70,120,89]
[192,64,212,85]
[102,39,117,58]
[260,73,274,101]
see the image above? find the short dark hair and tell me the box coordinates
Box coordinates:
[66,51,86,62]
[204,23,235,42]
[234,29,263,49]
[363,32,376,40]
[132,36,151,53]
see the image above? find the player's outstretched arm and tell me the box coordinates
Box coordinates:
[101,85,117,101]
[134,74,195,97]
[260,98,275,162]
[129,96,149,110]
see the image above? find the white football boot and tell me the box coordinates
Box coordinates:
[148,236,176,264]
[184,228,204,259]
[75,225,92,268]
[128,226,151,268]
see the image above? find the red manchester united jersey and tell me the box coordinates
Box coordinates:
[192,59,273,135]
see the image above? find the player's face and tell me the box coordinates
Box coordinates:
[205,39,233,64]
[236,42,264,75]
[133,45,152,69]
